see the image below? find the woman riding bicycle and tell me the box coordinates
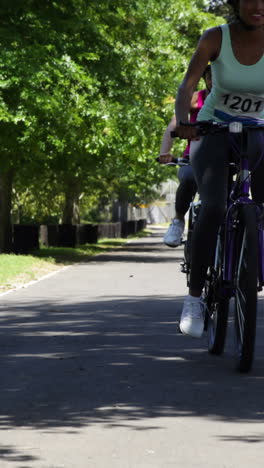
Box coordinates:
[176,0,264,338]
[160,65,212,248]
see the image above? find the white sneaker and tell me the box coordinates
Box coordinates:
[179,296,205,338]
[164,219,184,247]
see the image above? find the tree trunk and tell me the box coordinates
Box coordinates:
[0,169,13,252]
[62,178,81,224]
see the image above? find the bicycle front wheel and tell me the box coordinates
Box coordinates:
[234,204,258,373]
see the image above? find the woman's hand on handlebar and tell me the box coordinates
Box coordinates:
[176,123,200,140]
[159,153,174,164]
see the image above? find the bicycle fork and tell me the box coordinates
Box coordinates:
[257,206,264,289]
[223,146,258,289]
[221,205,264,293]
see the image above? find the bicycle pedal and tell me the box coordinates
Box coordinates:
[180,262,188,273]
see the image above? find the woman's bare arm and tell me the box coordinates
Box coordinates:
[175,27,221,139]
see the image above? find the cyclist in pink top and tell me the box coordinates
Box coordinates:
[159,65,212,247]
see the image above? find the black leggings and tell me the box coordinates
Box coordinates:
[176,165,197,216]
[190,131,264,293]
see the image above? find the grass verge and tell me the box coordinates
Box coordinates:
[0,231,152,293]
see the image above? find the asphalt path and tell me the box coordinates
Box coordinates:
[0,226,264,468]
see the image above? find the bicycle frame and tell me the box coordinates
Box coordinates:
[218,129,264,291]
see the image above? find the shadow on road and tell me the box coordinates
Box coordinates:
[90,240,184,263]
[0,292,264,434]
[0,445,37,464]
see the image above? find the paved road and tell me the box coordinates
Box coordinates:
[0,227,264,468]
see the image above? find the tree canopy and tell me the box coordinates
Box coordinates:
[0,0,224,249]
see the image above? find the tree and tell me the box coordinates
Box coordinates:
[206,0,231,18]
[0,0,224,250]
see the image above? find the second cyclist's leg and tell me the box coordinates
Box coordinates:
[164,165,196,247]
[175,166,197,219]
[179,134,230,337]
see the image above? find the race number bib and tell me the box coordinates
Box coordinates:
[218,92,264,118]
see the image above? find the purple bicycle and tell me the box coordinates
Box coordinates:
[185,120,264,373]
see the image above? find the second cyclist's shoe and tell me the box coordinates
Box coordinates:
[179,296,205,338]
[164,219,184,247]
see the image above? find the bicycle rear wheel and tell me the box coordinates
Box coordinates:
[184,208,193,287]
[206,230,229,355]
[234,204,258,373]
[184,200,201,287]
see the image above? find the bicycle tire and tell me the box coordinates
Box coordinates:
[206,230,229,355]
[184,200,201,287]
[234,204,258,373]
[184,208,193,287]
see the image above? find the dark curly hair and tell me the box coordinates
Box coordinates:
[227,0,239,17]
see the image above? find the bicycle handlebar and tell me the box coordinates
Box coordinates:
[156,156,190,166]
[170,120,264,138]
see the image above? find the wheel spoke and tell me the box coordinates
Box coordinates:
[236,288,245,341]
[237,230,246,280]
[235,229,246,343]
[207,229,229,355]
[237,285,246,306]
